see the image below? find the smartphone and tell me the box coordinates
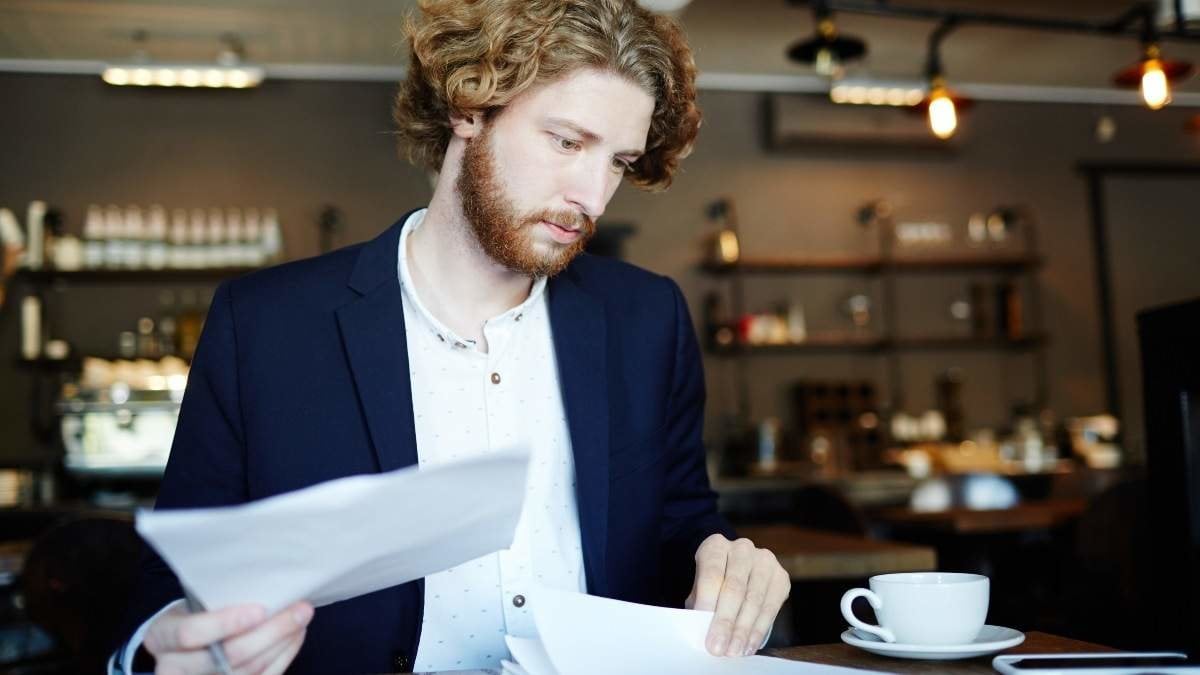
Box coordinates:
[993,652,1200,674]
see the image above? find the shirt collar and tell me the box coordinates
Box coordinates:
[396,208,547,350]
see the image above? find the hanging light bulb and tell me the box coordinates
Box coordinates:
[1141,58,1169,108]
[1113,43,1193,110]
[813,20,840,77]
[915,19,969,141]
[927,77,958,139]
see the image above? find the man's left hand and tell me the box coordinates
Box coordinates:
[685,534,790,657]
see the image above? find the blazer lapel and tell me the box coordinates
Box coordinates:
[335,215,419,474]
[548,267,611,596]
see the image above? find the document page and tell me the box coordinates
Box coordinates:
[503,588,886,675]
[137,450,529,613]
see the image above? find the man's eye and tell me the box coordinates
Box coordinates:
[611,157,631,172]
[555,136,580,151]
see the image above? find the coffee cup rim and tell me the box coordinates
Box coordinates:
[870,572,987,585]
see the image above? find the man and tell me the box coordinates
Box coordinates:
[113,1,790,673]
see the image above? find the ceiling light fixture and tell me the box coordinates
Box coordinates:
[829,76,925,107]
[787,0,867,78]
[102,32,264,89]
[915,18,971,140]
[1113,42,1193,110]
[796,1,1200,116]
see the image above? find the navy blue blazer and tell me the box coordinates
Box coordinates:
[125,212,734,673]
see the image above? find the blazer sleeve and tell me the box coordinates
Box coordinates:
[657,279,737,606]
[121,281,251,636]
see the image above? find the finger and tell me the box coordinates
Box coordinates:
[689,534,731,612]
[224,602,313,668]
[152,648,221,675]
[745,566,792,656]
[233,628,305,675]
[145,603,267,655]
[259,630,306,675]
[707,538,755,656]
[727,549,777,656]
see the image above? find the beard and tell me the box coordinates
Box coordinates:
[456,125,596,277]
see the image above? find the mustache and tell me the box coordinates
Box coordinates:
[526,209,596,235]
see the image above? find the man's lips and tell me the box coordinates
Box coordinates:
[541,220,583,244]
[543,220,577,232]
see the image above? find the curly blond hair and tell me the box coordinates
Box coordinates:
[393,0,700,191]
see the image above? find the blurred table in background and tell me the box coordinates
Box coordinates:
[873,498,1089,535]
[737,524,936,581]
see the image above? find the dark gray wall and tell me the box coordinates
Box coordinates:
[1106,176,1200,458]
[2,72,1198,465]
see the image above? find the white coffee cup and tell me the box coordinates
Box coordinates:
[840,572,989,645]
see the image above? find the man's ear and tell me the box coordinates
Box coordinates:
[449,110,484,140]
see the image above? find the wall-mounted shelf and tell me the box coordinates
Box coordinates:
[710,333,1048,356]
[698,201,1050,472]
[13,268,253,285]
[700,254,1041,276]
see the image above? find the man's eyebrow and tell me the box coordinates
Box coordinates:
[544,117,644,158]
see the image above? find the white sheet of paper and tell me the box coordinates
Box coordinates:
[525,588,886,675]
[137,450,529,614]
[504,636,556,675]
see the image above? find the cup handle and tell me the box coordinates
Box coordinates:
[840,588,896,643]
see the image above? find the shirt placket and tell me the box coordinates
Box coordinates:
[483,318,535,637]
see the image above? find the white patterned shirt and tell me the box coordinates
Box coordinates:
[399,210,586,672]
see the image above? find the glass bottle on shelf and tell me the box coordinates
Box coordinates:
[157,289,177,357]
[187,209,207,269]
[21,295,41,359]
[207,208,227,268]
[226,208,245,267]
[136,316,158,358]
[125,205,146,269]
[24,201,46,270]
[47,209,83,271]
[83,205,104,269]
[146,205,168,270]
[244,208,264,267]
[261,208,283,264]
[175,289,203,361]
[169,209,188,269]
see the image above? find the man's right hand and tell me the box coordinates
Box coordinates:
[143,600,313,675]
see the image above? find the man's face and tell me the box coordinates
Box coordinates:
[456,68,655,276]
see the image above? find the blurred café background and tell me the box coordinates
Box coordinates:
[1,0,1199,671]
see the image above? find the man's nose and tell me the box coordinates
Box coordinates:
[563,157,615,220]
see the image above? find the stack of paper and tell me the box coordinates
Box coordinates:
[501,588,885,675]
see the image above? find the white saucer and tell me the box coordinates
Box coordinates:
[840,625,1026,660]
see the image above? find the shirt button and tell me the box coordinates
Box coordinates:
[491,372,502,385]
[512,594,526,608]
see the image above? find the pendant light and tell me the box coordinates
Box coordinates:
[787,1,867,78]
[914,19,971,140]
[1112,42,1193,109]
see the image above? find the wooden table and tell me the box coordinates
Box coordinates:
[415,632,1113,674]
[771,631,1115,673]
[874,498,1089,535]
[738,525,937,581]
